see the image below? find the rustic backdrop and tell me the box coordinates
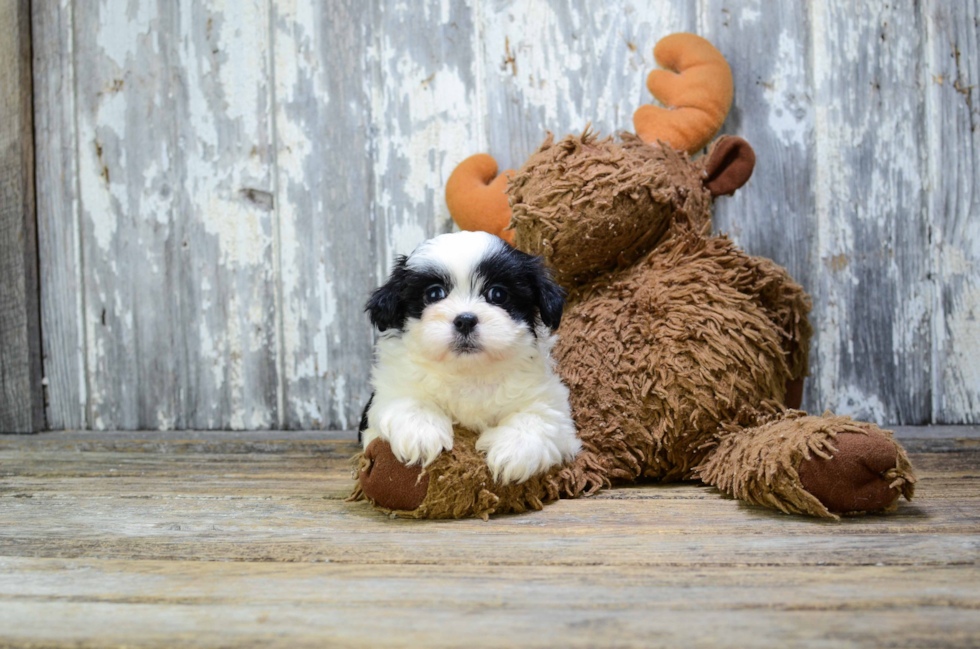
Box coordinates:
[31,0,979,430]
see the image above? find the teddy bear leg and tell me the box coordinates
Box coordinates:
[352,428,605,519]
[698,411,916,518]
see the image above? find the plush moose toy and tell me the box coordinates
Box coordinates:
[352,33,916,519]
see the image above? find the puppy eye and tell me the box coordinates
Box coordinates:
[424,285,447,304]
[486,286,508,305]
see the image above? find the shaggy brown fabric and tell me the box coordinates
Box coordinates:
[509,130,712,288]
[698,410,916,519]
[553,228,812,484]
[351,427,607,520]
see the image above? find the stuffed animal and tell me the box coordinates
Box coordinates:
[351,33,916,520]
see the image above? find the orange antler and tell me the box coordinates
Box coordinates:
[445,154,515,243]
[633,33,733,154]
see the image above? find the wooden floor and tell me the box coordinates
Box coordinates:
[1,428,978,648]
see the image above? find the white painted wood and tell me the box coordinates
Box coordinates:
[369,1,486,266]
[924,0,980,424]
[809,0,931,424]
[172,0,280,430]
[478,0,697,171]
[68,0,281,430]
[273,0,377,430]
[71,0,180,430]
[30,0,980,429]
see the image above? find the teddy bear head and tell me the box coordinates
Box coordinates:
[445,33,755,288]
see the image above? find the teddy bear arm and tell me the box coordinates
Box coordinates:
[353,428,604,519]
[724,247,814,388]
[697,411,916,518]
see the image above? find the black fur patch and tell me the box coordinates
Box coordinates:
[358,392,373,443]
[475,241,566,332]
[365,256,454,332]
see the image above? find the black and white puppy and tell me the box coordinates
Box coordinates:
[360,231,580,484]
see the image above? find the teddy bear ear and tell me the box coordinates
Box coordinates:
[703,136,756,197]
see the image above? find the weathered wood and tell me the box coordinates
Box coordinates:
[32,0,86,431]
[70,0,179,430]
[272,0,377,430]
[172,0,281,430]
[68,0,282,430]
[0,432,978,647]
[0,433,977,565]
[1,561,978,649]
[0,0,43,433]
[478,0,697,171]
[698,2,817,412]
[924,0,980,424]
[810,0,931,424]
[370,0,485,259]
[29,1,980,429]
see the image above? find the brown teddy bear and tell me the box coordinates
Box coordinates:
[351,33,916,520]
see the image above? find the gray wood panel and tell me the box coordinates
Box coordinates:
[32,0,86,431]
[479,0,697,171]
[69,0,282,430]
[273,0,377,429]
[29,0,980,429]
[171,0,281,429]
[0,0,43,433]
[369,1,485,268]
[70,0,179,430]
[924,0,980,424]
[809,0,931,424]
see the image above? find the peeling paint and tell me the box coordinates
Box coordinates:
[36,0,980,430]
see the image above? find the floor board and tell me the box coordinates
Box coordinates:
[1,429,978,647]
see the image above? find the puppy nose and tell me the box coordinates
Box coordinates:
[453,313,478,335]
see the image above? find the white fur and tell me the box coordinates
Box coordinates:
[363,232,580,485]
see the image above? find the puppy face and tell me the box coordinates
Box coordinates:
[367,231,565,363]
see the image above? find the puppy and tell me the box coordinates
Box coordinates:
[359,231,581,484]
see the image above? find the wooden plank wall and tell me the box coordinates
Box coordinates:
[31,0,979,430]
[0,0,43,433]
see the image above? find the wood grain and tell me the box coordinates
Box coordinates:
[32,0,86,431]
[1,560,979,649]
[923,0,980,424]
[172,0,281,430]
[0,0,43,433]
[0,432,978,647]
[67,0,283,430]
[29,1,980,428]
[70,0,180,429]
[810,0,931,424]
[273,0,376,430]
[478,0,696,172]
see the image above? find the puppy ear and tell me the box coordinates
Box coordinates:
[534,264,566,331]
[366,256,408,332]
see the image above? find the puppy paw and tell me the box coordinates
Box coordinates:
[377,402,454,467]
[477,423,568,485]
